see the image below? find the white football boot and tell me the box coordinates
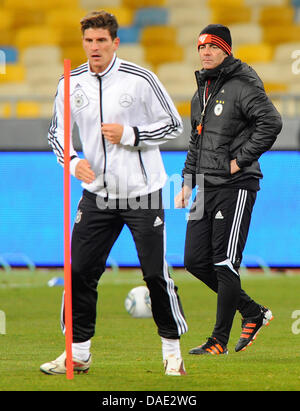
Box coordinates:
[40,351,91,375]
[164,354,186,376]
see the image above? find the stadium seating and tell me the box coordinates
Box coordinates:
[210,5,252,25]
[26,63,62,89]
[144,44,184,68]
[3,0,80,10]
[0,99,43,118]
[6,9,45,30]
[134,7,168,26]
[235,43,274,63]
[21,46,61,67]
[229,23,263,46]
[245,0,288,5]
[0,102,12,118]
[263,83,288,94]
[263,24,300,45]
[141,24,177,46]
[169,7,211,27]
[61,46,86,69]
[0,0,300,118]
[45,9,88,30]
[0,9,14,31]
[16,101,41,118]
[259,5,295,26]
[0,29,15,46]
[251,62,296,85]
[167,0,206,5]
[184,45,201,68]
[177,25,201,48]
[117,44,147,66]
[0,47,18,64]
[176,101,191,117]
[157,62,196,98]
[123,0,167,8]
[80,0,122,7]
[208,0,245,6]
[15,26,61,50]
[140,25,184,68]
[0,64,25,83]
[274,42,300,61]
[0,83,32,96]
[101,7,134,26]
[118,26,141,43]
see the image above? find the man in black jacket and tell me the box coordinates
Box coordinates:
[175,24,282,355]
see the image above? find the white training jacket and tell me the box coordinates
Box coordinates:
[48,54,183,199]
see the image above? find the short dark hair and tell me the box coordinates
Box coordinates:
[80,10,119,39]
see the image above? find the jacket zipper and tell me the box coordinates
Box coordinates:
[195,72,206,171]
[195,72,222,173]
[96,75,108,197]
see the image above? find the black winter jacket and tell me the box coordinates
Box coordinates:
[182,56,283,191]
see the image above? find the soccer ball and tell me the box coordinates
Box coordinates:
[124,286,152,318]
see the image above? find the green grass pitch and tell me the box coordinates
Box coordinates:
[0,268,299,391]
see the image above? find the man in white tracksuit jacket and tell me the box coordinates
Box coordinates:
[40,10,187,376]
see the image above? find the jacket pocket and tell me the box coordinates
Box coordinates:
[200,149,231,176]
[215,152,231,176]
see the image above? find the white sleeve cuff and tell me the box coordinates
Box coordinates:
[120,126,136,146]
[70,157,81,177]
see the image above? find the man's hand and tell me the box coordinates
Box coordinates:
[174,186,193,209]
[75,159,96,184]
[230,159,241,175]
[102,123,124,144]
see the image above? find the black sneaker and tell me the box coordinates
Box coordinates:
[235,306,274,352]
[189,337,228,355]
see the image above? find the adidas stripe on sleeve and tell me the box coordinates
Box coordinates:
[119,62,183,147]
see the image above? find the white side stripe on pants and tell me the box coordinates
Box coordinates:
[163,227,188,336]
[227,189,247,265]
[60,291,66,335]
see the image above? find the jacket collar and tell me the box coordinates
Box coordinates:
[88,53,119,78]
[197,55,240,83]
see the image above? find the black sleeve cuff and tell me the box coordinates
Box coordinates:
[133,127,140,147]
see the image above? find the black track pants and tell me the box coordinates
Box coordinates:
[184,188,261,345]
[62,189,188,343]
